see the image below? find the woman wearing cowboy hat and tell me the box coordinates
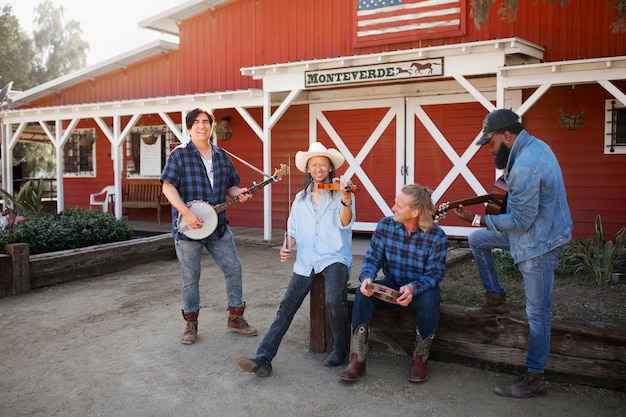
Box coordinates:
[237,142,355,377]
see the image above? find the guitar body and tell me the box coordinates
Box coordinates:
[486,176,508,215]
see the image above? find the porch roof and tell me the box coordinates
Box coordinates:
[138,0,235,37]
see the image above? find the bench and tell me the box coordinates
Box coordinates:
[122,179,170,225]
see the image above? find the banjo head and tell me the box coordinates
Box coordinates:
[177,200,218,239]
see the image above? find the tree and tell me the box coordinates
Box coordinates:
[30,0,89,84]
[0,5,35,91]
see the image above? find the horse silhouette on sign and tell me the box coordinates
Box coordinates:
[410,62,441,74]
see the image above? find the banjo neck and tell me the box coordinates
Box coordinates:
[213,176,276,214]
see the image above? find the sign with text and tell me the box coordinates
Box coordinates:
[305,58,443,88]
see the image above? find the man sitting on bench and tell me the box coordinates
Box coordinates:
[340,184,447,383]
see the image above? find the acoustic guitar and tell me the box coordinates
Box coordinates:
[434,176,508,223]
[177,164,289,239]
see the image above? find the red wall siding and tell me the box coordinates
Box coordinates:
[28,0,626,107]
[523,83,626,239]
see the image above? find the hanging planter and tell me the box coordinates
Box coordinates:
[212,116,233,141]
[141,126,160,145]
[77,129,96,147]
[558,86,585,131]
[559,108,586,131]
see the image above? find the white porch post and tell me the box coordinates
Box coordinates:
[262,91,272,241]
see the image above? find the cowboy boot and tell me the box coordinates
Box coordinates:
[409,329,434,382]
[227,305,258,336]
[465,292,510,318]
[339,324,368,382]
[495,371,547,398]
[324,305,350,367]
[181,310,199,345]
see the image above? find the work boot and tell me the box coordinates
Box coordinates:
[465,292,510,318]
[237,356,272,377]
[495,371,547,398]
[339,324,368,382]
[227,305,257,336]
[181,310,199,345]
[409,330,433,383]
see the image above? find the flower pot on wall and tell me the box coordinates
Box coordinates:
[559,111,585,131]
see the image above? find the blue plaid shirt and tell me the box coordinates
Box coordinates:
[160,141,240,240]
[359,216,447,295]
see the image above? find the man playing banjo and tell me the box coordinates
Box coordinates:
[161,107,257,345]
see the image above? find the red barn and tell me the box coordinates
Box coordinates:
[1,0,625,240]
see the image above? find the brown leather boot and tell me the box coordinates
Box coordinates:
[227,306,257,336]
[181,310,199,345]
[465,292,510,318]
[339,353,366,382]
[409,356,428,382]
[339,324,368,382]
[409,330,433,382]
[494,371,547,398]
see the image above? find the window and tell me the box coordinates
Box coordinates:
[63,129,96,176]
[604,100,626,154]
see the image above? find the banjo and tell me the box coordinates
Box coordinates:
[177,164,289,239]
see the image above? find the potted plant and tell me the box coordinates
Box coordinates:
[141,126,160,145]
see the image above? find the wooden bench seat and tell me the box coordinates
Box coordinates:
[122,179,170,225]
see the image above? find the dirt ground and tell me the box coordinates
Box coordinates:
[1,244,624,417]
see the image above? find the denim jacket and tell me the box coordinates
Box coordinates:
[484,130,573,263]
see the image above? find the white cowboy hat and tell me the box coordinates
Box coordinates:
[295,142,345,173]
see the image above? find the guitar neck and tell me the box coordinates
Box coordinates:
[443,194,497,211]
[213,176,275,214]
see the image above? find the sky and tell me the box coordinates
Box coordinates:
[3,0,182,66]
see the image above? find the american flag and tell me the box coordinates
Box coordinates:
[355,0,464,46]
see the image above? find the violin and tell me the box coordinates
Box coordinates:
[434,176,508,223]
[317,183,360,193]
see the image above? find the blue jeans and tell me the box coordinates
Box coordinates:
[256,263,350,361]
[468,228,564,373]
[351,277,441,339]
[174,226,244,313]
[518,247,563,373]
[467,228,510,294]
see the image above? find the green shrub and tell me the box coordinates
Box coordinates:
[573,215,626,285]
[0,179,45,217]
[0,208,133,255]
[493,249,523,280]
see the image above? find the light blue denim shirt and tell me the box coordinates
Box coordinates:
[287,188,355,276]
[484,130,573,263]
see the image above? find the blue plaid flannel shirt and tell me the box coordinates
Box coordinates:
[160,141,240,240]
[359,216,447,295]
